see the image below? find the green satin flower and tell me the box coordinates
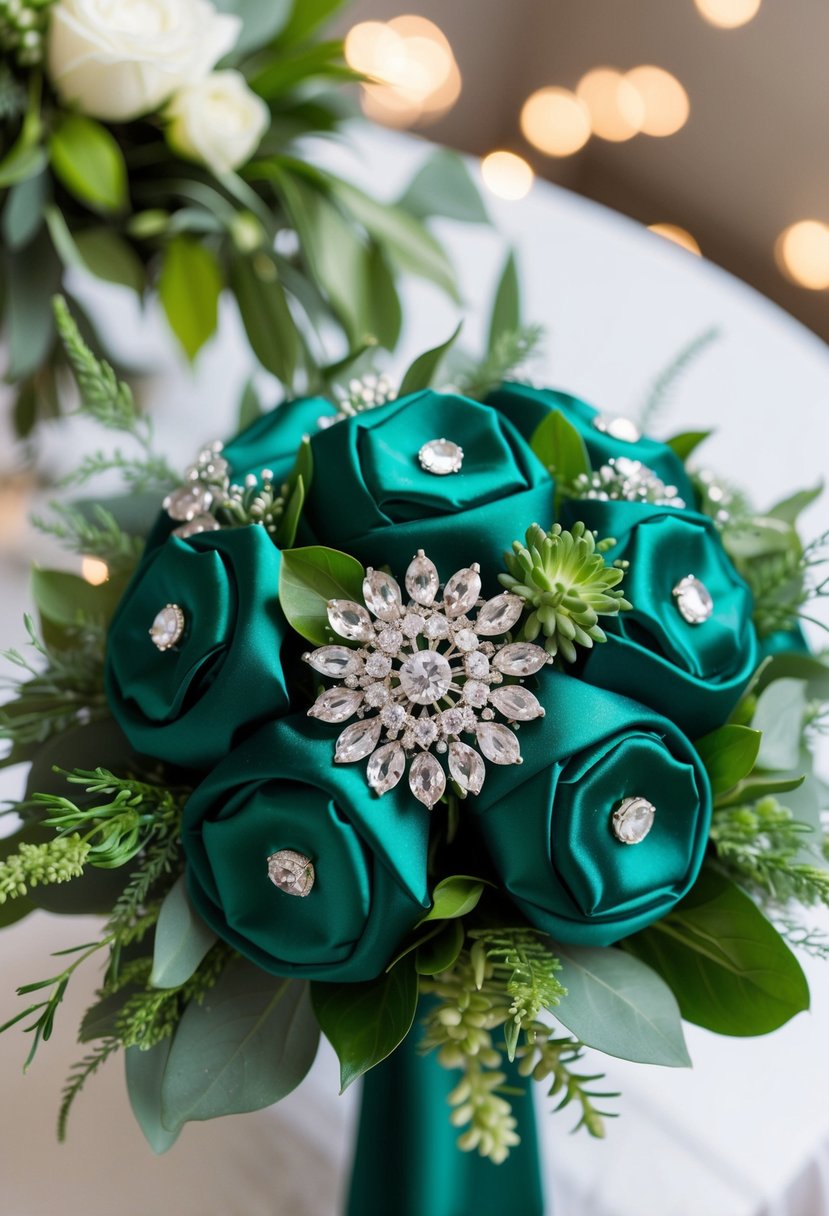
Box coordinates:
[485,382,696,506]
[562,498,758,737]
[471,672,711,946]
[105,527,290,769]
[182,715,431,982]
[223,395,336,484]
[299,390,555,592]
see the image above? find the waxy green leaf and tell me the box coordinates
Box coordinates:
[398,322,462,398]
[126,1040,180,1155]
[150,876,217,990]
[279,545,365,645]
[159,237,222,360]
[695,724,761,795]
[530,408,591,483]
[49,114,127,214]
[421,875,485,924]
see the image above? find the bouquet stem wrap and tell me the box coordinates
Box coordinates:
[347,1009,545,1216]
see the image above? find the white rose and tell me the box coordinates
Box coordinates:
[47,0,241,122]
[166,70,270,175]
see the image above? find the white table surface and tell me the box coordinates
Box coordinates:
[2,122,829,1216]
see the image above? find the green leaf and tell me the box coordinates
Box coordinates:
[311,961,418,1092]
[126,1040,180,1155]
[2,170,47,249]
[279,545,365,645]
[398,148,489,225]
[530,408,591,482]
[159,237,222,360]
[74,229,144,294]
[416,920,464,976]
[150,876,217,990]
[723,516,797,561]
[277,0,348,45]
[250,40,356,99]
[715,772,805,809]
[49,114,127,214]
[0,139,47,189]
[625,867,810,1036]
[755,651,829,701]
[230,250,299,384]
[398,322,462,397]
[237,378,263,430]
[555,945,690,1066]
[767,484,823,525]
[213,0,291,55]
[665,430,712,462]
[421,875,485,923]
[752,678,809,772]
[161,958,319,1131]
[488,250,520,349]
[31,567,124,630]
[695,724,761,795]
[275,438,311,548]
[366,243,402,350]
[5,232,61,379]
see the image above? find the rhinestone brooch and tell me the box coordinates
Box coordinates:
[611,796,656,844]
[672,574,714,625]
[267,850,315,897]
[417,438,464,476]
[591,413,642,444]
[149,604,185,652]
[304,551,551,809]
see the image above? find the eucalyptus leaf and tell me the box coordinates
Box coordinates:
[398,148,489,225]
[49,114,127,214]
[237,379,263,430]
[150,876,217,990]
[421,875,485,923]
[416,919,464,976]
[752,678,809,772]
[488,249,520,349]
[230,250,299,384]
[625,867,810,1036]
[755,652,829,701]
[554,945,690,1067]
[767,484,823,525]
[2,170,46,249]
[530,408,591,482]
[161,958,319,1131]
[74,229,145,294]
[159,237,222,360]
[0,139,47,189]
[694,724,761,795]
[311,960,418,1092]
[723,516,798,561]
[126,1040,180,1155]
[279,545,365,645]
[366,243,402,350]
[213,0,291,55]
[5,233,61,379]
[665,430,712,462]
[277,0,347,44]
[398,322,462,397]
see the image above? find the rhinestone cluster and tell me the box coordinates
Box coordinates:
[162,439,288,538]
[304,552,551,808]
[568,457,686,509]
[317,373,398,430]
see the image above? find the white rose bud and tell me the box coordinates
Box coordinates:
[47,0,241,122]
[166,71,270,176]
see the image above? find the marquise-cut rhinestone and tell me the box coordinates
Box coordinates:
[367,743,406,794]
[335,717,382,763]
[476,594,524,636]
[417,437,464,476]
[398,650,452,704]
[448,741,486,795]
[409,752,446,808]
[327,600,374,642]
[612,796,656,844]
[305,646,364,678]
[267,850,315,897]
[477,722,522,765]
[308,687,364,723]
[672,575,714,625]
[443,566,482,617]
[363,570,403,620]
[405,551,440,605]
[150,604,185,651]
[488,685,544,721]
[493,642,549,676]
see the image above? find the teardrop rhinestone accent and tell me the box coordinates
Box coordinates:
[267,850,315,897]
[488,685,544,721]
[150,604,185,651]
[363,569,403,621]
[304,646,364,677]
[672,575,714,625]
[448,741,486,795]
[367,742,406,794]
[308,687,364,723]
[475,594,524,636]
[493,642,549,676]
[443,566,482,618]
[327,599,374,642]
[335,717,383,763]
[405,551,440,606]
[476,722,521,765]
[409,752,446,808]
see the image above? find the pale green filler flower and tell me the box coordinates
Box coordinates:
[0,834,90,903]
[0,0,55,65]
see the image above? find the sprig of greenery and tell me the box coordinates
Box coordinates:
[710,797,829,906]
[639,326,721,431]
[60,449,175,493]
[0,834,90,904]
[56,1040,120,1142]
[469,929,566,1060]
[53,296,145,439]
[457,325,545,400]
[517,1032,619,1137]
[31,503,144,574]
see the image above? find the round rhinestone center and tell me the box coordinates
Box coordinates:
[612,796,656,844]
[398,650,452,704]
[417,438,464,476]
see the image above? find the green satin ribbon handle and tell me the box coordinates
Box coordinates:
[347,1013,545,1216]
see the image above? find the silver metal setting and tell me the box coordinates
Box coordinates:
[612,796,656,844]
[417,438,465,476]
[267,850,315,897]
[149,603,186,652]
[672,574,714,625]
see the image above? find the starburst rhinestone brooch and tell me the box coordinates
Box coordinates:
[303,551,551,809]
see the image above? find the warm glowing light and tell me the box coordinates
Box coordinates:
[648,223,701,255]
[82,557,109,585]
[346,15,460,129]
[480,151,534,201]
[776,221,829,290]
[625,66,689,137]
[694,0,761,29]
[520,87,591,157]
[576,67,644,142]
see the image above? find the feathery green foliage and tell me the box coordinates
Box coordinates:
[0,834,90,903]
[457,325,544,400]
[639,326,721,430]
[711,797,829,906]
[54,297,143,436]
[517,1034,618,1137]
[469,929,566,1060]
[31,503,144,574]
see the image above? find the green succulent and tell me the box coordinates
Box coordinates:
[499,521,631,662]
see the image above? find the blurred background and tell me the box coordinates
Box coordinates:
[334,0,829,342]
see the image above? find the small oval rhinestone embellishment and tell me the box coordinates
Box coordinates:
[267,850,315,897]
[591,413,641,443]
[672,574,714,624]
[417,437,464,475]
[612,796,656,844]
[150,604,185,651]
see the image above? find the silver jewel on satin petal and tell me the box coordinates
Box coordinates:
[405,551,440,606]
[267,850,315,897]
[475,594,524,636]
[367,742,406,794]
[672,574,714,625]
[417,438,464,476]
[443,564,482,617]
[611,796,656,844]
[591,413,642,443]
[448,741,486,795]
[149,603,185,651]
[409,752,446,808]
[492,642,550,676]
[488,685,544,721]
[308,687,364,723]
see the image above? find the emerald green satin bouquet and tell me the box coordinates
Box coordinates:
[2,302,829,1215]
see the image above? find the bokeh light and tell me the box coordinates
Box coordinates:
[776,221,829,290]
[480,151,535,201]
[694,0,762,29]
[81,557,109,585]
[520,87,591,157]
[576,67,645,142]
[626,66,690,137]
[345,16,461,128]
[648,223,702,255]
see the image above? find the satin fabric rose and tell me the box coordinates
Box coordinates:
[47,0,240,121]
[300,390,555,589]
[222,395,336,486]
[105,527,290,769]
[166,69,269,175]
[486,382,696,506]
[182,715,430,981]
[471,673,711,946]
[563,498,759,737]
